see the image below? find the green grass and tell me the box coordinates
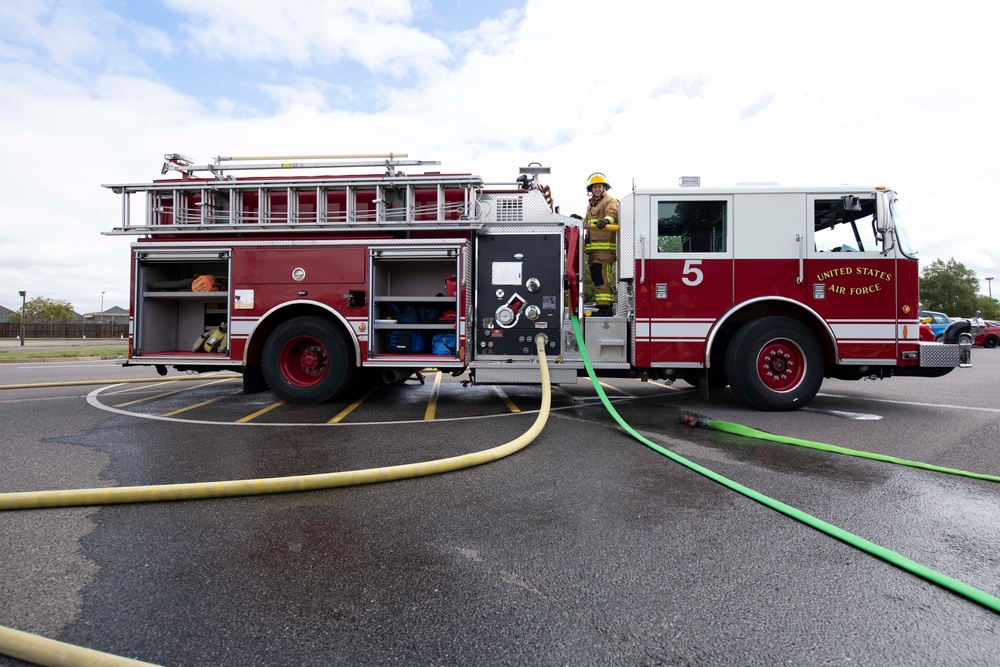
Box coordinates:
[0,347,127,360]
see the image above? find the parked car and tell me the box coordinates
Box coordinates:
[919,320,936,342]
[920,310,952,341]
[974,321,1000,348]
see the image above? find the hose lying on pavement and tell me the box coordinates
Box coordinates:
[570,315,1000,615]
[683,416,1000,483]
[0,625,161,667]
[0,339,552,666]
[0,338,550,512]
[0,375,240,391]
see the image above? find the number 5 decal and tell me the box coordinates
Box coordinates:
[682,259,703,286]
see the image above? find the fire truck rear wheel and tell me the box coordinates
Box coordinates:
[262,316,358,404]
[725,316,823,411]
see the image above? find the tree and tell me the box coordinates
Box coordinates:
[22,296,76,335]
[920,258,980,317]
[973,295,1000,321]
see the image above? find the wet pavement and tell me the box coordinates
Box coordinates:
[2,356,1000,665]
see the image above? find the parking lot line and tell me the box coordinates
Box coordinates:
[236,401,286,423]
[161,390,243,417]
[328,386,379,424]
[424,371,443,420]
[112,379,237,407]
[492,386,521,413]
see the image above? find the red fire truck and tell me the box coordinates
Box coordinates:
[103,153,979,411]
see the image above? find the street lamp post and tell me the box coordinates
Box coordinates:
[18,290,26,347]
[987,277,994,299]
[100,291,105,324]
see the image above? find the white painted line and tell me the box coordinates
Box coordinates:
[86,384,682,427]
[801,406,882,420]
[817,392,1000,414]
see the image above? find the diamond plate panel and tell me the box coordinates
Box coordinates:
[920,342,961,367]
[478,190,559,223]
[473,366,579,384]
[584,317,628,363]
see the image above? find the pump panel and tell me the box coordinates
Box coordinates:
[474,233,563,356]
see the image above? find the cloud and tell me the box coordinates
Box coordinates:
[258,77,359,111]
[0,0,173,78]
[2,0,1000,316]
[165,0,451,77]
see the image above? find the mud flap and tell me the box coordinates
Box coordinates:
[698,373,711,401]
[242,363,268,394]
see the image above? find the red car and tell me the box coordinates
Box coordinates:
[975,321,1000,348]
[919,321,936,342]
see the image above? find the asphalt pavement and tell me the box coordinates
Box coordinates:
[1,351,999,665]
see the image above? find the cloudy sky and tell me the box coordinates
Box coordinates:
[1,0,997,315]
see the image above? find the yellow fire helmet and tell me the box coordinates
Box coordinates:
[587,172,611,192]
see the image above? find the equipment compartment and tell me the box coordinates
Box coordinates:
[134,251,231,355]
[369,248,462,359]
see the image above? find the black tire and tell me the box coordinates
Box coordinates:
[262,316,358,404]
[985,334,998,349]
[725,316,824,411]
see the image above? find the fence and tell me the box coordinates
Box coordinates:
[0,322,128,339]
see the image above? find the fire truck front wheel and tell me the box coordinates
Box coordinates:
[262,316,358,404]
[725,316,824,411]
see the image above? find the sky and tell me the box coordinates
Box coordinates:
[2,0,998,315]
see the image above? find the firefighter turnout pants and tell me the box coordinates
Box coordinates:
[587,249,616,309]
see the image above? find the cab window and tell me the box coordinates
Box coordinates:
[657,200,727,253]
[814,196,880,253]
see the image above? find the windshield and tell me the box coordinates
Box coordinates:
[890,194,918,259]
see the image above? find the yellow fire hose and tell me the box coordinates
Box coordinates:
[0,626,161,667]
[0,338,552,665]
[0,375,240,391]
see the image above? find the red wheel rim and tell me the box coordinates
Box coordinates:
[755,338,806,392]
[279,335,329,387]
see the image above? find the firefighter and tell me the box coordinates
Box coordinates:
[583,172,619,316]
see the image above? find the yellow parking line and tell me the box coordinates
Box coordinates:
[328,386,379,424]
[423,371,443,420]
[236,401,285,423]
[113,379,237,407]
[648,379,683,391]
[161,390,242,417]
[599,381,634,397]
[102,375,239,396]
[492,386,521,413]
[553,386,575,406]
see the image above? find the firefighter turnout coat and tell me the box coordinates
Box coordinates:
[584,192,620,265]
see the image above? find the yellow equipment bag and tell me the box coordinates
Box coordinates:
[192,327,227,353]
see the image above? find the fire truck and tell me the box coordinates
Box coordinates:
[103,153,978,411]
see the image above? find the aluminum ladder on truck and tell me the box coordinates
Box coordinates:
[102,153,488,235]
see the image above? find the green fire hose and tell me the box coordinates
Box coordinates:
[569,315,1000,614]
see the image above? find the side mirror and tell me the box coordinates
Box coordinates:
[875,192,891,233]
